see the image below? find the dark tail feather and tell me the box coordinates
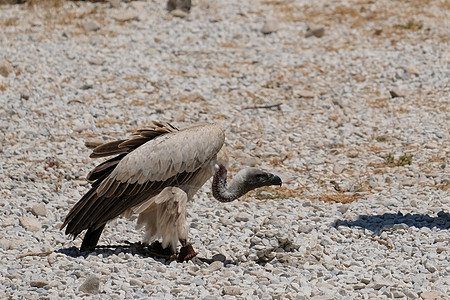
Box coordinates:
[80,224,106,251]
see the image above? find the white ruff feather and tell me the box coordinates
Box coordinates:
[135,187,188,252]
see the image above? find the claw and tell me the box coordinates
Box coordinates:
[178,243,197,262]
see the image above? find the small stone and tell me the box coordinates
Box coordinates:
[405,65,419,76]
[20,90,30,100]
[219,217,232,226]
[305,26,325,38]
[392,224,408,230]
[167,0,191,12]
[235,212,251,222]
[424,260,437,273]
[436,246,448,254]
[109,0,121,8]
[193,277,204,286]
[0,238,11,250]
[261,20,279,34]
[372,279,390,290]
[155,266,166,273]
[374,28,383,35]
[19,216,42,232]
[31,204,47,217]
[361,277,371,284]
[367,177,378,188]
[420,291,440,299]
[207,261,223,272]
[130,2,144,11]
[170,9,188,18]
[130,278,144,287]
[298,225,314,234]
[112,11,139,22]
[72,119,88,132]
[402,179,416,187]
[87,56,105,66]
[296,89,315,98]
[81,20,101,32]
[79,275,100,294]
[389,89,408,98]
[80,83,93,90]
[338,204,349,214]
[401,244,412,255]
[347,150,359,158]
[212,254,226,262]
[425,142,438,149]
[392,290,405,298]
[403,291,417,298]
[48,280,62,288]
[0,59,13,77]
[411,274,425,284]
[333,163,345,174]
[30,280,48,288]
[223,286,241,296]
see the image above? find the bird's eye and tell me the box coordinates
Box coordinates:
[256,174,266,180]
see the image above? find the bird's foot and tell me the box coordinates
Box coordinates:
[178,243,197,262]
[147,241,176,257]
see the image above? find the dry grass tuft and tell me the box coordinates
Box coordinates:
[393,19,424,31]
[26,0,64,7]
[129,100,146,107]
[316,193,358,204]
[178,93,206,103]
[268,0,446,43]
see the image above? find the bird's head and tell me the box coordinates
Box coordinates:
[238,167,282,189]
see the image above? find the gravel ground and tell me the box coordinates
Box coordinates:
[0,0,449,299]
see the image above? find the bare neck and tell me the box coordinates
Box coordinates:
[212,165,251,203]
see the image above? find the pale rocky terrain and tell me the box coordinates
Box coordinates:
[0,0,449,299]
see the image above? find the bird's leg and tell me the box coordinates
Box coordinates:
[178,239,197,262]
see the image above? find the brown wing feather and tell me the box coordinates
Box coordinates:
[118,137,153,148]
[90,140,129,158]
[87,154,125,181]
[63,170,200,237]
[62,122,179,236]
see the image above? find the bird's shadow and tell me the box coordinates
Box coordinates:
[55,242,237,266]
[333,211,450,233]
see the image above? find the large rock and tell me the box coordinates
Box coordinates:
[261,20,279,34]
[170,9,188,18]
[0,59,13,77]
[305,26,325,38]
[79,275,100,294]
[112,11,139,22]
[31,204,47,217]
[19,216,42,232]
[81,20,101,32]
[223,286,241,296]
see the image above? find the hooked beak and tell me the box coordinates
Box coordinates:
[268,174,282,187]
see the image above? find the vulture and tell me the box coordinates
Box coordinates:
[61,122,282,261]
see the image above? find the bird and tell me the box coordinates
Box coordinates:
[61,121,282,261]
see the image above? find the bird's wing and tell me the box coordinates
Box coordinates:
[62,123,224,237]
[86,121,178,180]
